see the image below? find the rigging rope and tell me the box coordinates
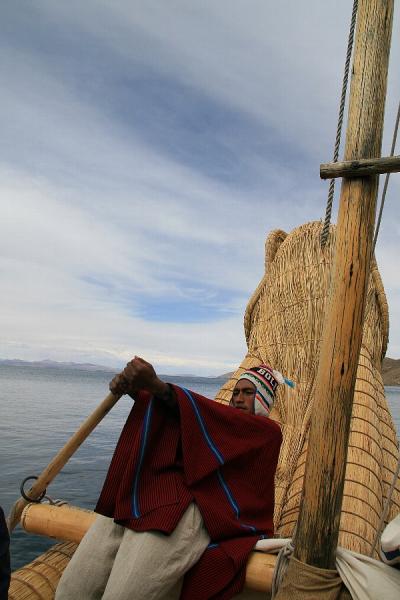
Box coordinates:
[370,106,400,551]
[321,0,358,247]
[271,540,295,598]
[373,99,400,251]
[369,452,400,557]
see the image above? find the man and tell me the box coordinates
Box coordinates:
[56,357,282,600]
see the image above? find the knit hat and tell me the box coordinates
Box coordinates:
[237,365,293,417]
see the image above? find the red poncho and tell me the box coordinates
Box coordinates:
[96,385,282,599]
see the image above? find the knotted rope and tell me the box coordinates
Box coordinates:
[271,539,295,598]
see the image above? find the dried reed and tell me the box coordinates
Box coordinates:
[216,221,399,557]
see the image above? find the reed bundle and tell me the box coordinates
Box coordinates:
[216,221,400,557]
[9,542,77,600]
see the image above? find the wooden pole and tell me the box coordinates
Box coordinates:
[7,391,120,533]
[320,155,400,179]
[293,0,393,569]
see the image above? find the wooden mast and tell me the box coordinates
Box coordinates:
[293,0,393,570]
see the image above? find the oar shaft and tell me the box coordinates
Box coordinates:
[7,391,120,532]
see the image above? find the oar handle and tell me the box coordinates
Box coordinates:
[7,391,121,532]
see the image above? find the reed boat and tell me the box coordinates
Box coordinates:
[6,1,400,598]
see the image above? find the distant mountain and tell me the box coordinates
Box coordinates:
[0,359,229,379]
[0,358,116,373]
[1,358,399,385]
[218,371,235,379]
[382,357,400,386]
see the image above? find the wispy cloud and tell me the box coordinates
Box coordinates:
[1,1,400,374]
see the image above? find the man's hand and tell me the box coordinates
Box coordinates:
[109,356,169,399]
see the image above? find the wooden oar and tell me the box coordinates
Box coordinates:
[7,391,121,532]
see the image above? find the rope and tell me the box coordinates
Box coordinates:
[6,502,20,533]
[368,103,400,555]
[321,0,358,247]
[373,99,400,251]
[369,452,400,557]
[271,539,295,598]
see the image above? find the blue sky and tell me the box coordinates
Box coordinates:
[1,1,400,374]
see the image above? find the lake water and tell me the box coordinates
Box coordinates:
[1,365,399,570]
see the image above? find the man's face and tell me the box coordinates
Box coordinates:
[231,380,256,414]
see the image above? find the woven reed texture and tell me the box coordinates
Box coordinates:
[216,221,399,558]
[8,541,77,600]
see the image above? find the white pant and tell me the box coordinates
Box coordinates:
[55,503,210,600]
